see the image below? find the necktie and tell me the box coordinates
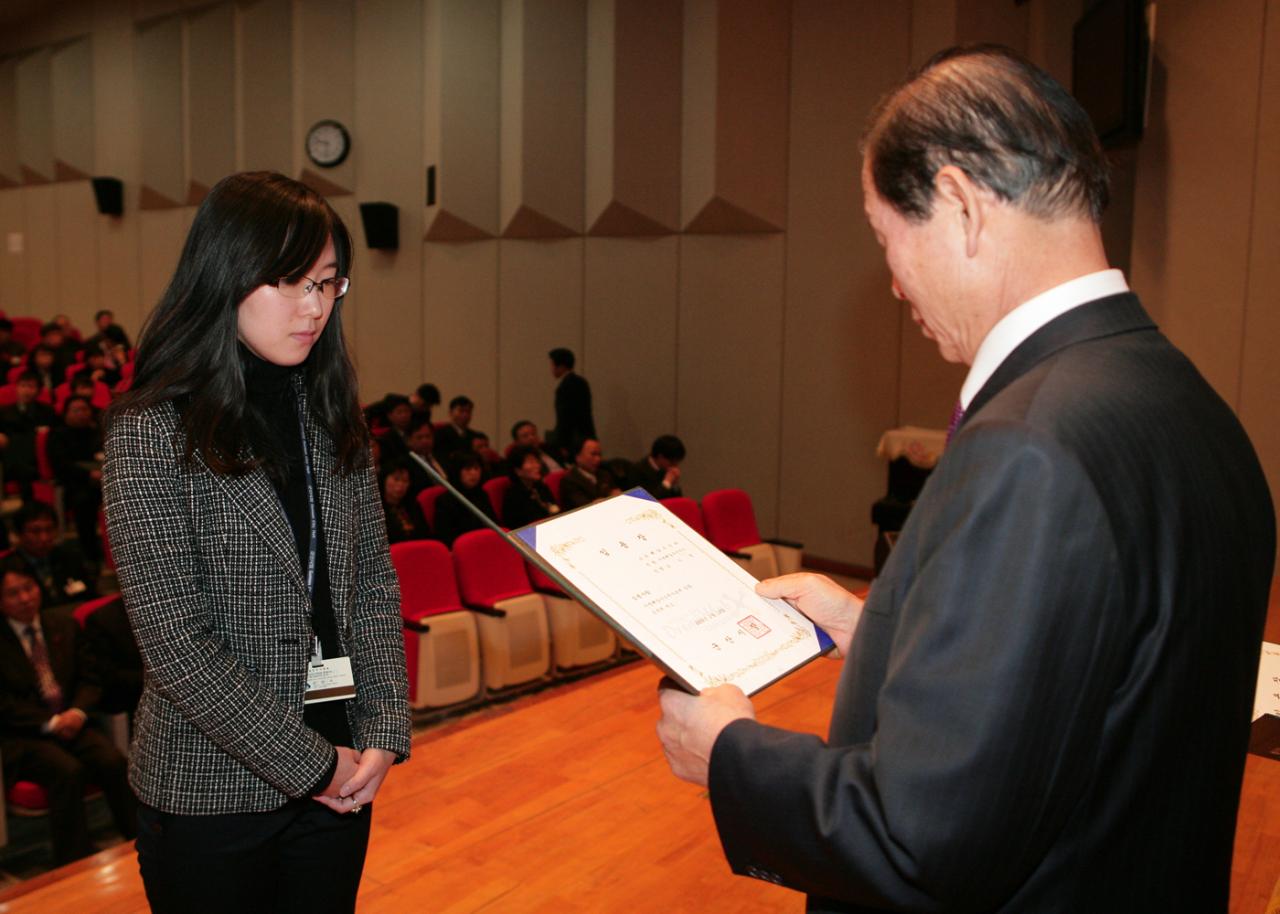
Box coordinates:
[24,624,64,713]
[945,400,965,444]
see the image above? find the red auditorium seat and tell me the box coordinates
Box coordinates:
[482,476,510,524]
[543,469,567,504]
[659,496,706,536]
[416,485,446,529]
[700,488,804,580]
[451,529,550,690]
[391,540,481,709]
[524,561,617,669]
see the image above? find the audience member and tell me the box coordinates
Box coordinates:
[503,444,561,528]
[12,502,98,608]
[0,557,136,864]
[375,393,414,463]
[432,453,497,546]
[47,395,104,561]
[510,420,562,474]
[28,343,63,391]
[558,438,620,510]
[380,459,433,545]
[632,435,686,499]
[39,324,78,375]
[404,415,448,495]
[433,395,484,463]
[81,309,131,355]
[0,318,27,364]
[471,431,505,481]
[81,595,143,715]
[548,347,595,460]
[410,383,440,422]
[0,370,56,497]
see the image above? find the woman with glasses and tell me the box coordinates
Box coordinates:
[103,171,410,914]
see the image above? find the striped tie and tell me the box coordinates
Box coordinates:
[24,625,64,713]
[945,400,965,444]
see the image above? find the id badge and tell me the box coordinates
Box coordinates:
[305,656,356,704]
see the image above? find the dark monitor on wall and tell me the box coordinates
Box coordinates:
[1072,0,1152,148]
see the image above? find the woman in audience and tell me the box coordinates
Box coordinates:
[103,171,410,914]
[433,452,497,546]
[503,443,560,528]
[27,343,62,391]
[380,458,432,544]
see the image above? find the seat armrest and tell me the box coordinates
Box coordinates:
[464,603,508,619]
[403,619,432,633]
[764,537,804,549]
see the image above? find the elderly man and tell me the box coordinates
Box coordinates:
[657,45,1274,912]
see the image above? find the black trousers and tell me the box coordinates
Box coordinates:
[0,726,137,865]
[136,798,373,914]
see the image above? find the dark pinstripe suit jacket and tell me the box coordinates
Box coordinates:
[103,391,410,815]
[708,295,1276,912]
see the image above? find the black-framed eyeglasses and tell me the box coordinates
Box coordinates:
[274,275,350,300]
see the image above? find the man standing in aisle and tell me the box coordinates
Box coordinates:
[548,348,595,461]
[657,45,1275,912]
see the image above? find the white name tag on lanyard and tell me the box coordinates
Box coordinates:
[305,656,356,704]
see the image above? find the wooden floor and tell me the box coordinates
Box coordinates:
[4,580,1280,912]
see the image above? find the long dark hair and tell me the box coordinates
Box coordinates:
[111,171,368,476]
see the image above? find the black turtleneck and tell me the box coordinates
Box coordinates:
[241,349,353,768]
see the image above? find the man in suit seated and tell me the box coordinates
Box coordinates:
[656,45,1275,912]
[403,414,448,496]
[432,395,484,465]
[0,557,136,864]
[510,420,562,475]
[374,393,414,463]
[559,438,619,511]
[631,435,685,499]
[12,501,98,609]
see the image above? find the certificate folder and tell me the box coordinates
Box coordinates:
[420,465,832,695]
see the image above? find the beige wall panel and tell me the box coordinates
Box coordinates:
[137,208,194,320]
[956,0,1027,53]
[583,236,678,461]
[0,0,91,56]
[97,209,143,333]
[135,0,212,26]
[585,0,681,235]
[910,0,957,67]
[682,0,790,233]
[497,239,583,439]
[0,59,18,186]
[16,49,53,183]
[239,0,293,174]
[1130,0,1265,405]
[422,241,499,425]
[499,0,586,237]
[186,3,235,200]
[352,0,424,397]
[782,0,911,567]
[1027,0,1083,86]
[0,190,29,309]
[136,16,184,206]
[23,184,58,312]
[1239,0,1280,523]
[50,37,94,179]
[92,0,139,183]
[677,234,784,532]
[297,0,355,195]
[423,0,500,239]
[53,181,99,320]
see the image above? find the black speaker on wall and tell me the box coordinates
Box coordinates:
[91,177,124,216]
[359,202,399,250]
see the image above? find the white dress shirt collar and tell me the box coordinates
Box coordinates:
[959,269,1129,409]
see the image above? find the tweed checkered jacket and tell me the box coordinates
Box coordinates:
[102,392,411,815]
